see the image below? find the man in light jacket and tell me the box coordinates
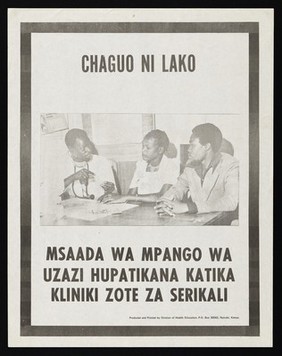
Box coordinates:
[155,123,239,216]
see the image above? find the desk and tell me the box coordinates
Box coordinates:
[41,198,235,226]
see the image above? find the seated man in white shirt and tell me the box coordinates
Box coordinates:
[116,129,179,203]
[61,128,116,201]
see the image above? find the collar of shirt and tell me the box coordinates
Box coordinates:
[141,155,167,172]
[72,155,94,169]
[146,162,160,172]
[194,152,222,181]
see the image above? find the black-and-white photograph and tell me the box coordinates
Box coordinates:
[40,113,239,226]
[8,8,273,347]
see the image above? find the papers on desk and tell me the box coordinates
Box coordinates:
[62,199,138,221]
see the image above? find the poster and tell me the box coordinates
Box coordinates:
[8,9,273,347]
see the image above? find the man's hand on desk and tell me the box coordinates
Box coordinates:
[154,198,189,216]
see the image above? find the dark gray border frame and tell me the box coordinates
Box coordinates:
[20,22,259,336]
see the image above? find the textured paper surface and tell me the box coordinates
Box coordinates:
[8,8,273,347]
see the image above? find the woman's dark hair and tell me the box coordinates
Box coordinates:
[144,129,170,151]
[192,123,223,153]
